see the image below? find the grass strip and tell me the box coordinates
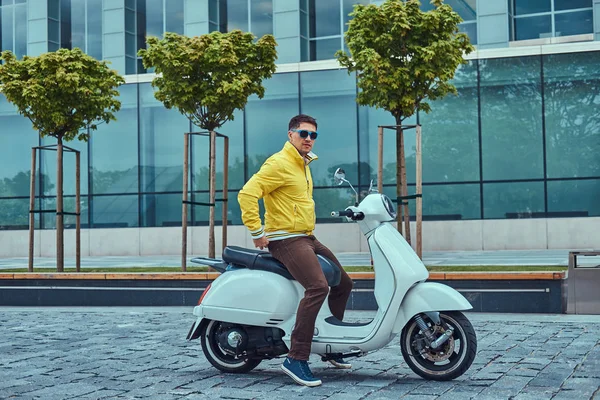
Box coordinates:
[1,265,567,273]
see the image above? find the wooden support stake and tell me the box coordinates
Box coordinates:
[181,133,189,272]
[416,125,423,259]
[76,151,81,272]
[377,126,383,194]
[208,130,216,259]
[28,148,36,273]
[222,136,229,251]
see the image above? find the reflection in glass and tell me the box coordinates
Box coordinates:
[382,183,480,220]
[309,38,341,61]
[543,52,600,178]
[1,5,14,52]
[300,69,358,186]
[139,83,190,193]
[514,0,550,15]
[514,15,552,40]
[14,3,26,58]
[250,0,273,38]
[548,179,600,217]
[192,190,242,226]
[142,193,187,227]
[418,61,479,183]
[165,0,184,34]
[91,84,139,195]
[479,56,543,180]
[192,109,245,191]
[554,10,593,37]
[554,0,591,11]
[227,0,248,32]
[459,22,477,45]
[313,187,359,222]
[483,181,544,219]
[420,0,476,21]
[41,196,90,229]
[309,0,340,37]
[91,195,138,227]
[246,73,299,177]
[0,96,40,197]
[40,136,89,196]
[0,198,40,229]
[358,106,417,187]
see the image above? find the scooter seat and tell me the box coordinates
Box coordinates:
[222,246,342,286]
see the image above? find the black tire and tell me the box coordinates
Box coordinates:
[400,311,477,381]
[199,319,262,373]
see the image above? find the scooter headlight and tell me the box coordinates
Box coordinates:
[381,195,396,219]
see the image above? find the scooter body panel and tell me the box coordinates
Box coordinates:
[392,282,473,334]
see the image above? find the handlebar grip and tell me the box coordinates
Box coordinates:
[331,210,354,217]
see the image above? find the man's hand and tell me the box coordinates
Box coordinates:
[253,237,269,250]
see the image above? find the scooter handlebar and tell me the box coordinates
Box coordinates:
[331,210,365,221]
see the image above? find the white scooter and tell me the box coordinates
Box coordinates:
[187,168,477,381]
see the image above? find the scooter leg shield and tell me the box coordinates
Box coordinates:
[392,282,473,334]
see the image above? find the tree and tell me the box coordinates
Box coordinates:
[336,0,474,243]
[138,31,277,261]
[0,48,124,271]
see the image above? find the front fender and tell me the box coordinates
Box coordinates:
[392,282,472,334]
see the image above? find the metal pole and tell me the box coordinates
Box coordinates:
[222,135,229,252]
[208,130,216,259]
[377,126,383,193]
[416,125,423,259]
[181,133,189,272]
[28,148,36,273]
[76,151,81,272]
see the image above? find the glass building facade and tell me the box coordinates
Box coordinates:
[1,0,599,232]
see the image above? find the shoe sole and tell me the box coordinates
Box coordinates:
[281,364,322,387]
[328,360,352,369]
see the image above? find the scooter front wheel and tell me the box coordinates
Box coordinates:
[199,319,262,373]
[400,311,477,381]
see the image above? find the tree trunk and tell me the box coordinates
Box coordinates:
[208,130,216,259]
[400,126,411,245]
[56,137,64,272]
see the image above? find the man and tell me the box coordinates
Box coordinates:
[238,114,353,387]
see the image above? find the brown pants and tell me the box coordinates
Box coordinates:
[268,235,353,360]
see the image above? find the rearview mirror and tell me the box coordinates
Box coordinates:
[334,168,346,185]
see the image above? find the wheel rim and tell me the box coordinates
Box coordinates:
[403,313,468,376]
[203,320,248,368]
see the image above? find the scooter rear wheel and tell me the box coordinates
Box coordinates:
[400,311,477,381]
[200,319,262,373]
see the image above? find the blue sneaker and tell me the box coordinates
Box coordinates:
[328,357,352,369]
[281,357,322,387]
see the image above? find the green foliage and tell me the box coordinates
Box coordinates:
[138,31,278,131]
[0,48,125,142]
[336,0,475,122]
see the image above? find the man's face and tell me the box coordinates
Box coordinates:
[288,122,317,157]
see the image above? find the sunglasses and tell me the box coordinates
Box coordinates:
[291,129,318,140]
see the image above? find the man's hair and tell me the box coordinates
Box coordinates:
[289,114,317,131]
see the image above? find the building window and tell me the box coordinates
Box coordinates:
[305,0,368,61]
[510,0,593,41]
[70,0,103,60]
[0,0,28,58]
[208,0,273,38]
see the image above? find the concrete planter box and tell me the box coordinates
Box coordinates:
[0,272,566,313]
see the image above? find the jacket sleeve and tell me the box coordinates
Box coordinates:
[238,158,284,239]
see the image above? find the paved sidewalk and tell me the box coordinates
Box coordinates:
[0,249,590,270]
[1,308,599,399]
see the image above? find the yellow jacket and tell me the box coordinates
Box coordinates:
[238,141,318,241]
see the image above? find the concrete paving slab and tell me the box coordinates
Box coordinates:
[0,308,599,399]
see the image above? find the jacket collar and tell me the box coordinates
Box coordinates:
[283,141,318,165]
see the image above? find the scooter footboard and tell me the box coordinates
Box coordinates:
[392,282,472,333]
